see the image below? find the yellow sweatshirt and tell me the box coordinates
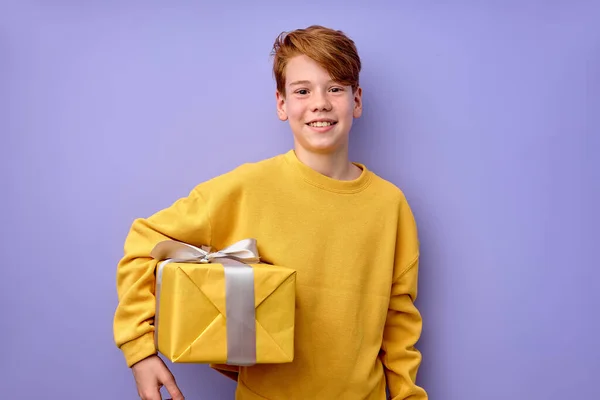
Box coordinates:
[113,150,427,400]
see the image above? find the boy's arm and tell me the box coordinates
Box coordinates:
[380,200,428,400]
[113,185,212,367]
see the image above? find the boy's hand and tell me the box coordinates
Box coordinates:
[131,355,184,400]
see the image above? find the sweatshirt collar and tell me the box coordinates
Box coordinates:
[283,150,372,194]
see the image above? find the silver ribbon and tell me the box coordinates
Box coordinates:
[150,238,260,366]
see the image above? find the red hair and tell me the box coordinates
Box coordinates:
[271,25,361,96]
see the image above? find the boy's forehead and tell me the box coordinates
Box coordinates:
[285,55,334,85]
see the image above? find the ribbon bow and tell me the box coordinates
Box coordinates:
[151,238,260,366]
[150,237,260,265]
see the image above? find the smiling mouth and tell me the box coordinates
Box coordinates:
[306,121,338,127]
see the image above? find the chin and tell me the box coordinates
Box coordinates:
[303,141,344,154]
[293,129,348,153]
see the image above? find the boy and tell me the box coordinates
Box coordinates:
[113,25,428,400]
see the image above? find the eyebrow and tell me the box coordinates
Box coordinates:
[289,80,312,87]
[288,79,338,87]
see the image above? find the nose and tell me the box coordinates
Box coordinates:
[311,90,332,112]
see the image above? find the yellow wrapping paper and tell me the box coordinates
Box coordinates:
[151,239,296,367]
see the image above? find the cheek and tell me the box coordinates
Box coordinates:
[286,102,305,122]
[334,98,353,116]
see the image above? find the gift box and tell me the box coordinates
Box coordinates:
[150,238,296,368]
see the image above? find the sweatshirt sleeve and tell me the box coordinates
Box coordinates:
[380,199,428,399]
[113,185,213,367]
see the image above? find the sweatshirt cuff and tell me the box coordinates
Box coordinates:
[120,331,157,367]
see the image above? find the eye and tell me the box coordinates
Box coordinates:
[330,87,344,93]
[295,89,309,95]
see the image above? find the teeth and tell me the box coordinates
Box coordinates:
[309,121,333,127]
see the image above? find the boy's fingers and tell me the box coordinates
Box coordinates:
[162,375,184,400]
[139,388,162,400]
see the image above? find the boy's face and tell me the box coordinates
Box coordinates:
[276,55,362,156]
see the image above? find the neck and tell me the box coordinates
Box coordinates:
[293,145,361,181]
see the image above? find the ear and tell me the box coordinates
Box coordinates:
[276,90,288,121]
[353,86,363,118]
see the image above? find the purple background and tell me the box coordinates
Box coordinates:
[3,1,599,399]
